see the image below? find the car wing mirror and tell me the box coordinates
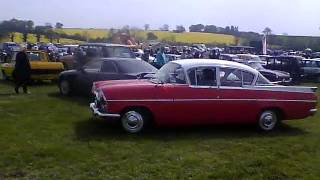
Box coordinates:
[79,67,86,73]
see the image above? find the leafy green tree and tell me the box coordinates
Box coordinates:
[189,24,205,32]
[55,22,63,29]
[147,32,158,40]
[263,27,272,35]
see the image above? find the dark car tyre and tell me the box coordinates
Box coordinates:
[59,79,72,96]
[121,110,148,133]
[258,110,278,131]
[1,70,8,80]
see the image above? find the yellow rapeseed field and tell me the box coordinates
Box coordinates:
[0,32,83,44]
[1,29,236,45]
[61,28,236,45]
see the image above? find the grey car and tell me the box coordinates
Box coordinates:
[301,58,320,82]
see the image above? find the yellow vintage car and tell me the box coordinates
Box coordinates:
[1,50,64,81]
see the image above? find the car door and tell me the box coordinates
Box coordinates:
[95,61,122,81]
[217,67,258,123]
[75,60,102,94]
[167,66,221,125]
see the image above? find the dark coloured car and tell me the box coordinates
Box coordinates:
[300,58,320,82]
[59,43,135,70]
[265,56,303,82]
[246,61,291,84]
[0,42,21,53]
[219,54,242,62]
[58,58,157,96]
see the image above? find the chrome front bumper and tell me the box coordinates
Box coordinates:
[89,103,120,118]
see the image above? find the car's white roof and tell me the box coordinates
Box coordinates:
[172,59,259,74]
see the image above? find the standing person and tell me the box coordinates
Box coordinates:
[155,47,166,68]
[181,49,188,59]
[13,51,31,94]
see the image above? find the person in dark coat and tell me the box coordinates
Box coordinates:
[13,51,31,94]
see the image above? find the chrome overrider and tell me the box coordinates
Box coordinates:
[90,103,120,118]
[310,108,317,116]
[89,90,120,118]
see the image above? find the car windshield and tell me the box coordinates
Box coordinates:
[117,60,157,74]
[152,62,186,84]
[7,43,18,47]
[248,62,264,70]
[103,47,135,58]
[26,52,43,61]
[78,45,135,58]
[303,60,320,67]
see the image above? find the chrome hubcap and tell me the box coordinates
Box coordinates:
[60,80,70,95]
[260,111,277,131]
[121,111,144,133]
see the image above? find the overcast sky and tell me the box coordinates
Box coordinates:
[1,0,320,36]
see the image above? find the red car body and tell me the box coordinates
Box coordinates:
[90,59,317,133]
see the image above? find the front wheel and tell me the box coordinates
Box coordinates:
[121,110,149,133]
[59,79,72,96]
[1,70,8,80]
[258,110,278,131]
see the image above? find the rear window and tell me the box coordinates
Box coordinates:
[117,60,156,74]
[103,47,134,58]
[78,45,135,58]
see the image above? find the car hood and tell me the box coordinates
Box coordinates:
[93,79,153,90]
[93,79,160,100]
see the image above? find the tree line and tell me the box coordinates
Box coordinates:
[0,19,87,43]
[1,18,320,51]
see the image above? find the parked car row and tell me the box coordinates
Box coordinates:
[219,53,320,83]
[219,54,292,84]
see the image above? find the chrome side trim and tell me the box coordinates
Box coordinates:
[107,99,317,103]
[219,86,317,94]
[90,103,120,118]
[108,99,173,102]
[174,99,317,103]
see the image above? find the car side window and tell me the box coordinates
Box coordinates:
[83,61,102,71]
[188,67,217,86]
[101,61,117,73]
[242,71,255,85]
[219,68,242,87]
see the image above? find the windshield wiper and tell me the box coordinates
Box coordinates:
[136,72,156,79]
[150,78,164,84]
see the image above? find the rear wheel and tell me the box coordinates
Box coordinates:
[258,110,278,131]
[121,109,150,133]
[59,79,72,96]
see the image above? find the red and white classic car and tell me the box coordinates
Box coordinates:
[90,59,317,133]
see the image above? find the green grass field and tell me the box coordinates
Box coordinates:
[0,78,319,179]
[62,28,236,45]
